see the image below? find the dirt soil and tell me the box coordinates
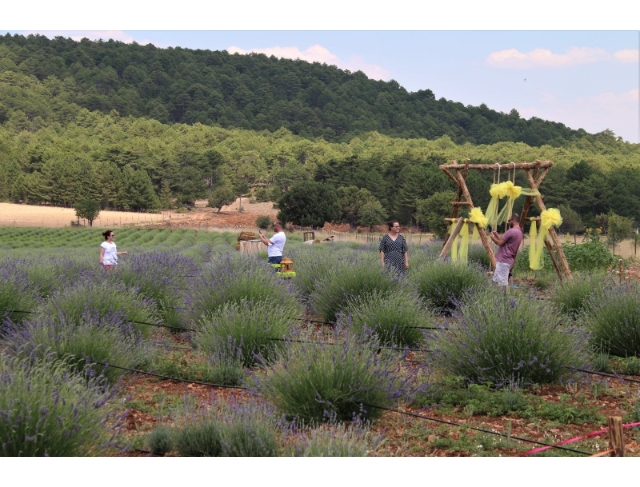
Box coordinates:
[156,199,278,229]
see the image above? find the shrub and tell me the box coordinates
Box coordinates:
[339,290,429,348]
[584,282,640,357]
[0,355,116,456]
[251,332,409,422]
[192,300,298,367]
[287,244,360,297]
[255,215,272,229]
[3,309,146,383]
[174,421,222,456]
[310,258,400,322]
[174,400,279,457]
[111,252,198,328]
[432,291,586,386]
[35,279,160,338]
[288,421,382,457]
[148,426,174,455]
[467,244,491,269]
[551,272,605,318]
[184,253,301,324]
[409,261,487,314]
[0,261,38,325]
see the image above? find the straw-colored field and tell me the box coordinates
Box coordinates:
[0,203,164,228]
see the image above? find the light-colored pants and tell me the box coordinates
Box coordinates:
[492,262,511,286]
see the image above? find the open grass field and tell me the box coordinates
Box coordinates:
[1,227,640,458]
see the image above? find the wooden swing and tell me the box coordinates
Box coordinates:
[437,159,572,281]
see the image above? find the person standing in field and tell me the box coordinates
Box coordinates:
[490,213,523,287]
[99,230,127,271]
[258,220,286,264]
[379,221,409,274]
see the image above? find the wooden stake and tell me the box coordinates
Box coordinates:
[608,416,625,457]
[439,217,464,260]
[544,239,563,281]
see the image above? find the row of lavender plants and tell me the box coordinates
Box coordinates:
[1,235,637,456]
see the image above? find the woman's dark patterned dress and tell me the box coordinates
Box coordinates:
[379,234,408,274]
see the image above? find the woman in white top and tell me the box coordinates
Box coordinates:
[99,230,128,270]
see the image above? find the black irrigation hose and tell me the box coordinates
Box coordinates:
[1,309,33,314]
[266,337,432,353]
[565,366,640,385]
[363,403,592,456]
[94,361,247,390]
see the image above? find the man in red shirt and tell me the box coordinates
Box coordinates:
[490,213,523,287]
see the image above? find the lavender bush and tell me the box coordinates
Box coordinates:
[310,258,401,322]
[173,399,280,457]
[0,355,117,456]
[287,420,383,457]
[551,272,606,318]
[192,299,299,367]
[584,282,640,357]
[251,331,412,422]
[34,279,160,338]
[111,252,199,328]
[183,253,301,325]
[0,261,38,324]
[409,261,487,315]
[2,309,147,383]
[339,290,429,348]
[432,291,586,387]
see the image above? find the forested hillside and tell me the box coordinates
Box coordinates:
[0,33,638,230]
[0,33,603,145]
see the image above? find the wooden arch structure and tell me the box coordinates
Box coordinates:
[437,159,572,281]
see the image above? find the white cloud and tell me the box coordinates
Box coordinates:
[227,44,391,80]
[486,47,636,69]
[518,88,639,143]
[614,49,640,63]
[20,30,160,46]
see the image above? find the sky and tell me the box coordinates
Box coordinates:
[3,4,639,143]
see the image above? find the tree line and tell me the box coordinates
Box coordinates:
[0,108,638,232]
[0,32,625,146]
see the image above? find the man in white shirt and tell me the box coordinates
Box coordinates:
[258,220,286,264]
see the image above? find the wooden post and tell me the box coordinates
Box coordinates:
[523,169,573,281]
[439,217,464,260]
[608,416,625,457]
[544,239,563,281]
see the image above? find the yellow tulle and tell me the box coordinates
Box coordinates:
[496,184,540,227]
[529,220,541,270]
[458,221,470,263]
[529,208,563,270]
[451,232,459,261]
[486,182,509,231]
[468,207,488,229]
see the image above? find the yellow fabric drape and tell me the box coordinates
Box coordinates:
[486,182,509,231]
[529,219,540,270]
[496,183,540,228]
[452,208,487,263]
[529,208,563,271]
[458,221,470,263]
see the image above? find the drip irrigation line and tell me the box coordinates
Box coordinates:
[266,337,432,353]
[94,361,246,390]
[0,309,33,314]
[362,403,591,456]
[565,366,640,385]
[131,319,195,333]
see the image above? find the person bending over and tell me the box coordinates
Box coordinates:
[258,220,287,264]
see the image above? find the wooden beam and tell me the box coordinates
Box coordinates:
[544,239,563,281]
[439,217,464,260]
[441,168,460,188]
[440,161,553,171]
[608,416,625,457]
[524,169,573,281]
